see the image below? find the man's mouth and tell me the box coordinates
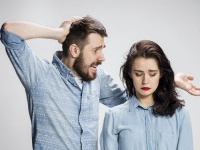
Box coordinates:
[91,65,97,69]
[90,65,97,71]
[90,62,102,69]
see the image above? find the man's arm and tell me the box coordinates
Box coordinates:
[0,17,82,89]
[175,73,200,96]
[2,16,82,42]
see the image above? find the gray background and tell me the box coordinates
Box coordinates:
[0,0,199,149]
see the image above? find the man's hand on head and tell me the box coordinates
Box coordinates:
[58,16,83,44]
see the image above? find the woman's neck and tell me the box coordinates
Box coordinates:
[136,94,154,108]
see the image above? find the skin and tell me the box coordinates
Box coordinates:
[2,17,200,95]
[72,33,106,81]
[129,57,161,108]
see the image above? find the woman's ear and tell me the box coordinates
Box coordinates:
[69,44,80,58]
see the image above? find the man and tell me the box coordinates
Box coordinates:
[1,16,199,150]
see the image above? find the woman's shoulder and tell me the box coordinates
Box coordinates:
[174,105,190,120]
[107,100,130,114]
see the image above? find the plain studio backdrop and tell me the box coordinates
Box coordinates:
[0,0,199,149]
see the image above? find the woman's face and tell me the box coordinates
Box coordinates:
[129,57,161,100]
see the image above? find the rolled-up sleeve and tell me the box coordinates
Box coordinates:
[1,28,48,90]
[98,66,128,108]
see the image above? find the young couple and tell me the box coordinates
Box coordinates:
[1,16,197,150]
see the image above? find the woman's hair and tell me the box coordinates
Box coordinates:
[120,40,184,116]
[62,15,107,56]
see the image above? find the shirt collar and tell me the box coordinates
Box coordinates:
[52,51,74,79]
[129,96,153,112]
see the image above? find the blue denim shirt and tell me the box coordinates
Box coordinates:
[100,96,193,150]
[1,29,127,150]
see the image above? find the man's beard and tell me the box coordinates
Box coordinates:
[73,53,101,81]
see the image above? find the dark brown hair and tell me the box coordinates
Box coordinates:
[120,40,184,116]
[62,16,107,56]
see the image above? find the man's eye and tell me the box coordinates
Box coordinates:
[94,48,99,53]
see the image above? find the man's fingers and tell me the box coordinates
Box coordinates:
[187,75,194,81]
[68,16,83,23]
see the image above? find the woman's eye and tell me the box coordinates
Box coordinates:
[135,73,142,76]
[150,73,156,77]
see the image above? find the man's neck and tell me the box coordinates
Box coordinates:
[61,56,79,78]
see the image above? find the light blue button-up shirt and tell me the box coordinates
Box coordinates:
[100,96,193,150]
[1,29,127,150]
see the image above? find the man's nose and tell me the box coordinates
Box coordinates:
[98,51,105,62]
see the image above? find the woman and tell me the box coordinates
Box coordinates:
[100,40,193,150]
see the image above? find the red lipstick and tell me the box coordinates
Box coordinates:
[141,87,150,91]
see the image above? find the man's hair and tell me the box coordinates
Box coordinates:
[62,16,107,56]
[120,40,184,117]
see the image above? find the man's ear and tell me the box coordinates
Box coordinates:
[69,44,80,58]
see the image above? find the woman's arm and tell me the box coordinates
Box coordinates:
[177,108,193,150]
[100,109,119,150]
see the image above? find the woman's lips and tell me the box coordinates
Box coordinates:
[141,87,150,91]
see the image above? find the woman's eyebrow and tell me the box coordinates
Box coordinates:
[133,70,143,72]
[133,70,158,72]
